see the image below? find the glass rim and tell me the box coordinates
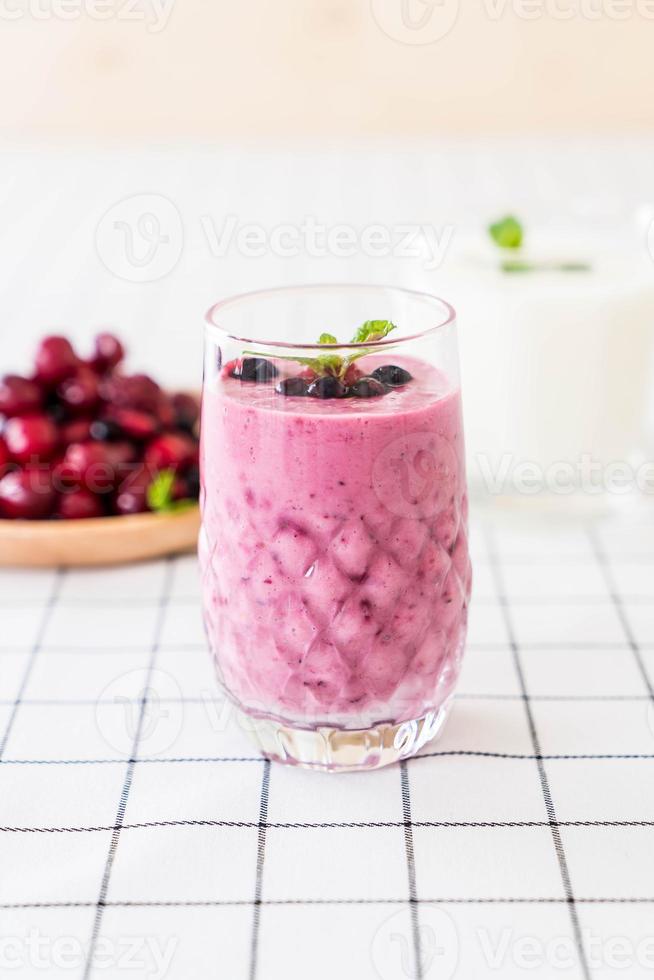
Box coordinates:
[204,283,456,350]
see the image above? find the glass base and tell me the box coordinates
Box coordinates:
[240,696,454,772]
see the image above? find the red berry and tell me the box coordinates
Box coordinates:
[0,438,10,477]
[4,414,58,464]
[106,408,160,441]
[99,373,161,414]
[91,332,125,374]
[0,375,42,416]
[114,466,150,515]
[34,336,78,385]
[60,418,92,446]
[144,433,198,474]
[172,392,199,432]
[222,359,242,379]
[55,487,104,520]
[0,468,55,519]
[343,363,364,386]
[61,441,134,493]
[298,367,318,382]
[57,367,99,414]
[156,392,175,428]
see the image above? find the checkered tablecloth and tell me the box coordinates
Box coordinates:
[1,510,654,980]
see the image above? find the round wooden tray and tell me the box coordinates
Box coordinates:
[0,506,200,568]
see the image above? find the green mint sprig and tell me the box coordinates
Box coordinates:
[147,469,196,514]
[243,319,397,380]
[488,214,591,273]
[489,215,523,250]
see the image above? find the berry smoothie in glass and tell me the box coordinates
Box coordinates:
[200,285,471,771]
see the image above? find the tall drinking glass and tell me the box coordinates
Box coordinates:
[200,285,471,771]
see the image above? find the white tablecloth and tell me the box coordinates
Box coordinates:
[1,511,654,979]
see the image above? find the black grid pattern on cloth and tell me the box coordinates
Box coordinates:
[1,517,653,980]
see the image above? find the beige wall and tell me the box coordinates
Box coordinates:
[1,0,654,140]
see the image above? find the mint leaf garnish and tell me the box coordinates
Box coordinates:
[147,469,175,512]
[243,319,398,380]
[350,320,397,343]
[489,215,523,250]
[147,469,195,514]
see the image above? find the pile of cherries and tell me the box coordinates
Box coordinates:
[0,334,200,520]
[228,358,412,399]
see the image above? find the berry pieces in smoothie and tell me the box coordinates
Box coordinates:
[275,377,308,397]
[230,357,278,383]
[371,365,413,387]
[349,377,385,398]
[307,376,347,399]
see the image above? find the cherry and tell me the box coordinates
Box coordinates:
[114,466,151,515]
[0,468,55,519]
[0,437,10,477]
[90,333,125,374]
[106,408,160,441]
[60,418,93,446]
[55,487,104,520]
[4,414,58,463]
[61,441,135,493]
[171,393,199,433]
[0,375,42,416]
[144,433,198,473]
[34,336,78,385]
[99,373,161,414]
[57,367,99,414]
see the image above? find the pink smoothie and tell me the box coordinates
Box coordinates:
[199,356,471,729]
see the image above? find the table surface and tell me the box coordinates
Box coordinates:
[1,509,654,979]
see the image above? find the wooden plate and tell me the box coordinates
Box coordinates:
[0,506,200,568]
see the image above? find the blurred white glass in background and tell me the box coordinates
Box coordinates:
[401,222,654,512]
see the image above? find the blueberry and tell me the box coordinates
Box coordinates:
[307,376,347,399]
[275,377,308,397]
[371,365,413,387]
[231,357,278,382]
[348,377,386,398]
